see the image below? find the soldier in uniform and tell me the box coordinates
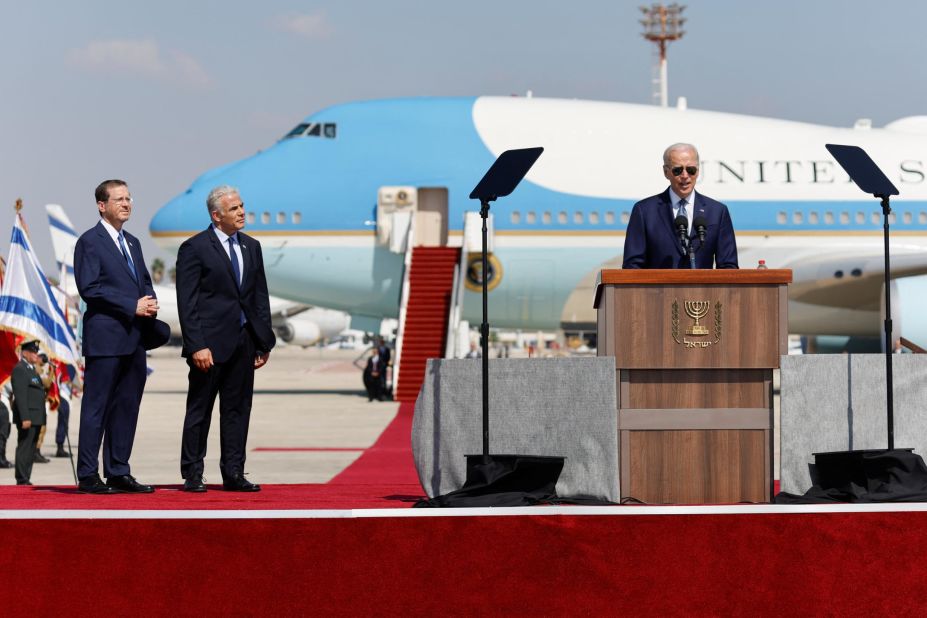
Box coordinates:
[12,340,47,485]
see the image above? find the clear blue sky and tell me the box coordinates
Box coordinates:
[1,1,924,273]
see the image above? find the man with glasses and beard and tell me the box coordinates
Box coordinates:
[622,143,738,269]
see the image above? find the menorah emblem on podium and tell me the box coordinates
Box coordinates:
[684,300,710,336]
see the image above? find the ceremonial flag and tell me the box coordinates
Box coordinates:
[0,211,79,369]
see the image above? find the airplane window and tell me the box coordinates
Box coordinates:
[283,123,308,139]
[306,124,321,137]
[542,211,552,224]
[261,212,270,224]
[573,212,583,224]
[888,213,896,224]
[793,212,803,224]
[511,211,520,223]
[246,212,255,225]
[920,212,927,225]
[323,123,336,138]
[276,212,285,224]
[903,212,912,225]
[589,212,599,224]
[856,212,865,224]
[605,211,615,225]
[526,211,536,224]
[292,212,302,224]
[824,212,834,225]
[839,212,849,224]
[557,211,567,224]
[777,212,787,224]
[620,212,630,224]
[871,212,880,225]
[809,212,819,224]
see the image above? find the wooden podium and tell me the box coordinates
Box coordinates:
[594,269,792,504]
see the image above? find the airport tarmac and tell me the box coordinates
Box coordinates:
[0,346,397,486]
[0,345,783,488]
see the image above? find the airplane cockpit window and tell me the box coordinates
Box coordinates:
[283,123,309,139]
[281,122,337,140]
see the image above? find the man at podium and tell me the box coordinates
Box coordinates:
[622,143,738,269]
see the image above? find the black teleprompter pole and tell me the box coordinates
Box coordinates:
[468,147,543,461]
[825,144,900,450]
[880,194,894,449]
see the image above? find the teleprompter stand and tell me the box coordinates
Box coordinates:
[416,147,566,507]
[780,145,927,502]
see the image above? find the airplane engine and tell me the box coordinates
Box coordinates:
[278,319,321,347]
[884,275,927,350]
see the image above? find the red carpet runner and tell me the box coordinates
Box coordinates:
[394,246,458,402]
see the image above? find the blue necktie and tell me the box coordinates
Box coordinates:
[118,232,137,282]
[228,237,246,326]
[228,237,241,288]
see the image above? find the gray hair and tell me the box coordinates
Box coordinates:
[206,185,240,215]
[663,143,699,166]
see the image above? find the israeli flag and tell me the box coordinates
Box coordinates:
[0,213,79,365]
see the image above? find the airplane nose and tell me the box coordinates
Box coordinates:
[150,189,211,248]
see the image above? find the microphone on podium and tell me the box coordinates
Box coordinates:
[693,216,707,245]
[674,215,689,254]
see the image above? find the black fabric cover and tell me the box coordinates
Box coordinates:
[775,448,927,503]
[415,454,565,508]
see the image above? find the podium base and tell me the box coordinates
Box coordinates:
[415,455,565,508]
[776,448,927,503]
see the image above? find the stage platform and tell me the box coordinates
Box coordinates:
[5,355,927,614]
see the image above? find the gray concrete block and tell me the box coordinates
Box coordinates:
[411,357,619,501]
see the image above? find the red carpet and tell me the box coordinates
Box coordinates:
[328,401,421,486]
[4,510,927,615]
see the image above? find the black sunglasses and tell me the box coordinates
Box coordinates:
[669,165,698,176]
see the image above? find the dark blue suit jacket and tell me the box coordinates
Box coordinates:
[622,189,739,269]
[175,227,276,364]
[75,221,156,356]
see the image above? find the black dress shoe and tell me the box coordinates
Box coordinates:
[78,474,120,494]
[107,475,155,493]
[182,476,207,493]
[55,445,70,458]
[223,475,261,492]
[34,451,50,463]
[0,459,12,469]
[16,480,32,485]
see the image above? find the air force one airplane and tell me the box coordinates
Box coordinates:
[149,96,927,346]
[46,204,348,347]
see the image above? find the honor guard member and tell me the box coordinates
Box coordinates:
[12,340,47,485]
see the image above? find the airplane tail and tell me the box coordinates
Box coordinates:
[46,203,78,294]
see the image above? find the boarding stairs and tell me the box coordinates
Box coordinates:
[393,246,461,402]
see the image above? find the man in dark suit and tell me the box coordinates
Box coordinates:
[11,340,47,485]
[74,179,160,494]
[176,185,276,493]
[622,143,738,269]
